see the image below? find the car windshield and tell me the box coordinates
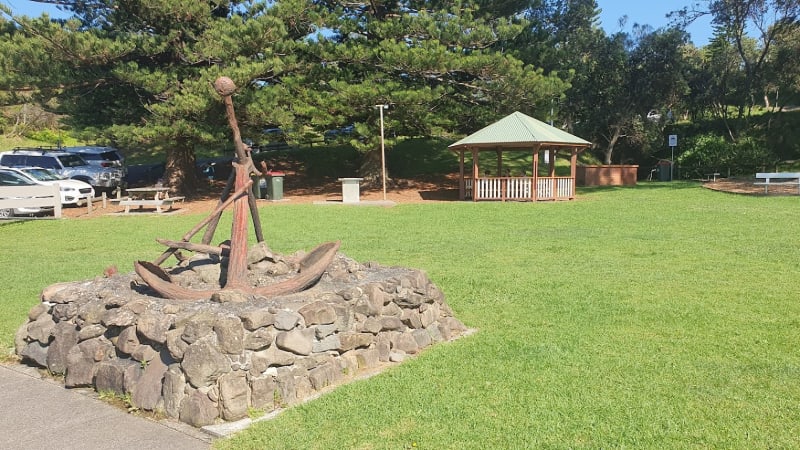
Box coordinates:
[0,171,35,186]
[57,154,88,168]
[80,151,121,161]
[22,168,63,181]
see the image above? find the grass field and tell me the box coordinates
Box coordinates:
[1,182,799,448]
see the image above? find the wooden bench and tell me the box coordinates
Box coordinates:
[705,172,721,182]
[118,196,185,214]
[754,172,800,194]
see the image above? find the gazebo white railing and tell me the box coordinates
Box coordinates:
[464,176,574,201]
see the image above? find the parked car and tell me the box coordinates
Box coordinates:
[324,124,356,143]
[0,148,124,195]
[61,146,127,175]
[646,110,661,122]
[0,168,55,218]
[0,166,94,206]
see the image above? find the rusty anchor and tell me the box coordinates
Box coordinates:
[134,76,340,301]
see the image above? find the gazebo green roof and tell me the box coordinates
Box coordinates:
[448,111,592,150]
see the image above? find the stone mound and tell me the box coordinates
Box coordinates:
[14,248,467,427]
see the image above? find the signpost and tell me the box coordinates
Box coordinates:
[668,134,677,181]
[375,104,388,200]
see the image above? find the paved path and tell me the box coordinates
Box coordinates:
[0,364,214,450]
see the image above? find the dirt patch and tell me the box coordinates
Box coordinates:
[701,177,800,196]
[61,173,462,219]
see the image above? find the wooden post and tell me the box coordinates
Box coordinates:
[570,148,578,199]
[532,144,540,201]
[471,148,479,202]
[459,150,465,200]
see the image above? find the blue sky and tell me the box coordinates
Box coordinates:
[596,0,713,45]
[5,0,713,45]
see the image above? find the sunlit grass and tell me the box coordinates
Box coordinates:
[1,182,799,447]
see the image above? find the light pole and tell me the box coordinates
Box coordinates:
[375,104,388,200]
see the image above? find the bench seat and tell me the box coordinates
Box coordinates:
[118,198,180,213]
[754,172,800,194]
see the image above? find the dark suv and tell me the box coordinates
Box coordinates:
[0,148,124,195]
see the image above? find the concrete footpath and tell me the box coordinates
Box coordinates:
[0,364,214,450]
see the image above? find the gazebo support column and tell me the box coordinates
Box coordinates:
[471,148,479,202]
[532,146,540,201]
[458,150,466,200]
[570,148,578,199]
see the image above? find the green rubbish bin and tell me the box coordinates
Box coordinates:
[657,160,672,181]
[266,171,284,200]
[251,175,264,199]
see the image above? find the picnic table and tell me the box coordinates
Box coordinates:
[115,187,184,213]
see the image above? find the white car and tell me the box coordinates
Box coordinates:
[0,166,94,206]
[0,169,55,218]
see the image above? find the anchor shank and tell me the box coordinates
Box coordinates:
[225,162,250,289]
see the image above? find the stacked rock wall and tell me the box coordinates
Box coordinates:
[15,253,466,427]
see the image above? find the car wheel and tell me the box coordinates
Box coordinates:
[0,208,13,219]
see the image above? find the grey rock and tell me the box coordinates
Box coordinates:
[392,332,420,355]
[337,332,373,352]
[380,302,403,318]
[181,321,213,344]
[166,328,189,360]
[211,289,251,304]
[360,317,383,334]
[298,301,337,325]
[376,333,391,362]
[218,372,249,421]
[274,310,301,331]
[20,341,49,367]
[389,350,407,362]
[78,324,106,341]
[46,321,79,374]
[247,241,274,264]
[179,390,219,427]
[308,363,337,391]
[412,328,432,349]
[131,344,159,363]
[250,376,277,411]
[401,309,423,329]
[355,348,380,369]
[181,337,231,388]
[65,346,95,387]
[101,308,136,327]
[244,327,274,351]
[275,329,312,356]
[314,323,337,339]
[312,334,341,353]
[214,316,244,354]
[27,314,55,344]
[95,359,141,395]
[163,364,186,419]
[131,350,169,410]
[27,303,48,321]
[115,326,139,355]
[52,303,78,321]
[239,309,274,330]
[380,316,405,332]
[137,311,173,343]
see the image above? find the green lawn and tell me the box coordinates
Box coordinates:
[2,182,799,448]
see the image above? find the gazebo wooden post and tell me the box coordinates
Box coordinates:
[458,150,466,200]
[496,148,505,201]
[570,147,578,199]
[471,147,479,202]
[532,144,540,201]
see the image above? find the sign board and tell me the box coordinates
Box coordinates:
[668,134,678,147]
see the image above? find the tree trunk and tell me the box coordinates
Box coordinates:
[359,148,386,187]
[603,126,622,165]
[164,137,199,196]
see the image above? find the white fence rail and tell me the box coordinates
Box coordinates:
[0,184,61,218]
[465,177,573,201]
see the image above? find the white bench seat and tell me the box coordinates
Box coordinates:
[754,172,800,194]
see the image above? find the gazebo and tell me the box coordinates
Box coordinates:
[448,111,592,202]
